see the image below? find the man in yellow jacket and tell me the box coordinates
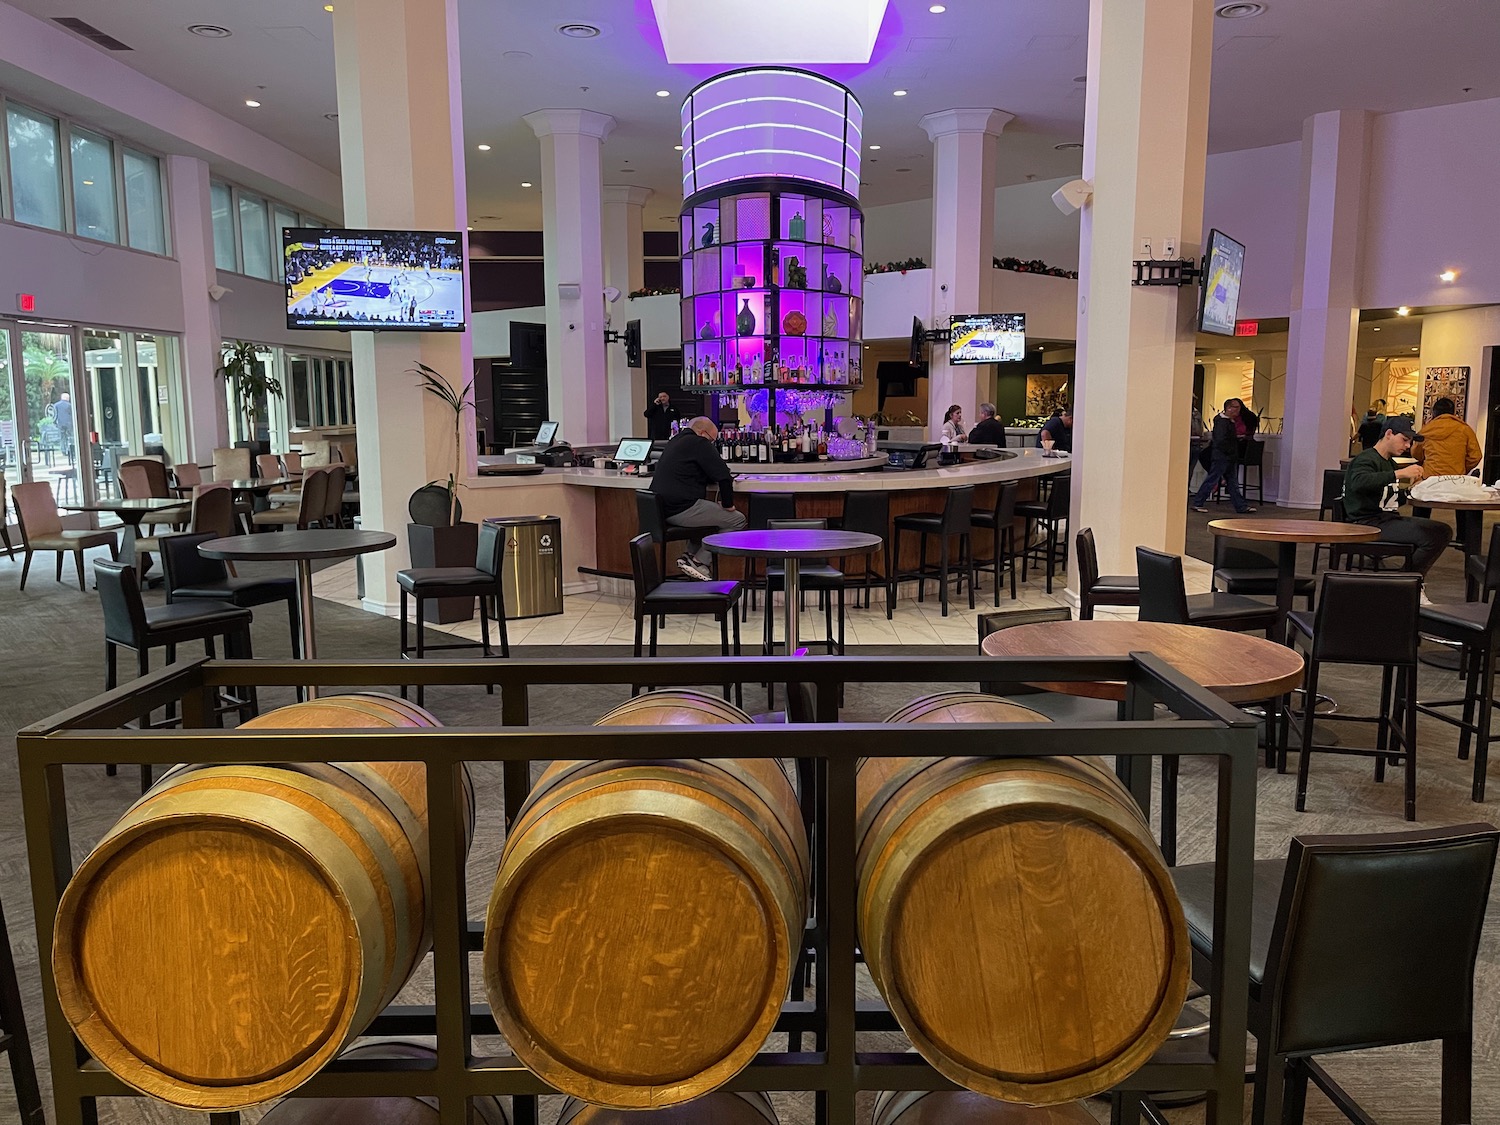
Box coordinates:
[1413,397,1483,544]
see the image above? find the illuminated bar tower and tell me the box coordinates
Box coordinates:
[678,68,864,425]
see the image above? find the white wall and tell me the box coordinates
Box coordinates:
[1201,142,1302,320]
[862,267,1078,342]
[1420,305,1500,449]
[216,271,349,352]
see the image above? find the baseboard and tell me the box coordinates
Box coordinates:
[361,596,399,617]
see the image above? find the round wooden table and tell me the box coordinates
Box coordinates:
[1209,518,1379,643]
[1410,495,1500,598]
[704,529,882,655]
[200,529,396,697]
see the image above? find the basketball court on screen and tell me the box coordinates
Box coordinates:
[288,260,463,327]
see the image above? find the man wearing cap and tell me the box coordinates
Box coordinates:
[1342,416,1452,582]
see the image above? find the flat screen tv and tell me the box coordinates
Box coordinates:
[909,316,925,366]
[1197,229,1246,336]
[285,229,466,331]
[949,313,1025,365]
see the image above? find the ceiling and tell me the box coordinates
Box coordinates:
[10,0,1499,231]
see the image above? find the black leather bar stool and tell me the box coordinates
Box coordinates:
[1309,468,1346,572]
[890,484,975,618]
[160,532,301,655]
[1169,824,1498,1125]
[1211,535,1315,610]
[834,490,891,610]
[0,893,42,1125]
[1285,571,1422,820]
[763,518,845,655]
[1075,527,1139,620]
[1016,473,1070,593]
[629,533,742,704]
[634,489,696,582]
[1136,546,1278,634]
[969,480,1018,604]
[397,520,510,707]
[744,492,798,617]
[96,560,256,791]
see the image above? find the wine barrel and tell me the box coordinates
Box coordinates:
[872,1091,1095,1124]
[53,694,475,1110]
[858,694,1190,1104]
[484,691,808,1109]
[557,1090,779,1124]
[259,1041,509,1125]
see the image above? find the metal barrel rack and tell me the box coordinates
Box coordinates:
[19,654,1259,1125]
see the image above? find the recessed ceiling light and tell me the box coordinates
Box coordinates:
[1440,269,1458,282]
[1372,326,1381,331]
[929,3,947,10]
[558,22,601,38]
[476,144,491,151]
[188,23,231,37]
[868,144,881,150]
[1396,306,1411,315]
[893,89,908,97]
[1215,2,1266,17]
[323,4,334,11]
[673,144,683,151]
[521,181,533,188]
[1412,347,1420,352]
[1054,142,1084,150]
[655,90,671,98]
[244,99,261,107]
[81,180,93,186]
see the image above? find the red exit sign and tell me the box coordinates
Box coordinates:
[16,293,36,314]
[1234,320,1259,336]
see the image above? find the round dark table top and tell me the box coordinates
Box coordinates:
[174,477,293,494]
[703,529,883,559]
[62,497,186,514]
[200,528,396,562]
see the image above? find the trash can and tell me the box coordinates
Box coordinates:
[486,515,563,618]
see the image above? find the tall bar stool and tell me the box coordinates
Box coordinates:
[397,520,510,707]
[890,484,975,618]
[1211,536,1315,609]
[969,480,1018,604]
[1016,473,1070,594]
[744,492,798,617]
[1075,527,1139,620]
[0,892,42,1125]
[634,489,696,584]
[762,518,845,655]
[628,533,742,704]
[834,490,891,609]
[1238,438,1266,505]
[160,532,301,657]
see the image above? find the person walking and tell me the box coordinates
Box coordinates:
[1189,398,1257,514]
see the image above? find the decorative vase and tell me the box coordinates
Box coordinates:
[700,221,716,248]
[737,297,757,336]
[823,268,842,294]
[408,484,463,528]
[782,310,807,336]
[822,213,835,243]
[788,212,805,240]
[822,311,838,337]
[738,275,755,289]
[699,321,716,339]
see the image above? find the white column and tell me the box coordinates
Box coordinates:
[525,109,616,446]
[165,155,226,463]
[1280,110,1372,508]
[333,0,470,611]
[603,184,652,440]
[1071,0,1214,579]
[921,109,1013,427]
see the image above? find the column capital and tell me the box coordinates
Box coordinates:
[919,108,1015,142]
[603,185,654,207]
[523,108,617,141]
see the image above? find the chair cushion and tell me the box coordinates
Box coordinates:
[1173,858,1286,988]
[31,529,118,551]
[173,576,296,606]
[1213,568,1316,597]
[1014,501,1050,518]
[1420,600,1491,637]
[1185,592,1277,627]
[893,512,944,532]
[645,580,741,605]
[1288,609,1314,639]
[397,567,491,592]
[1088,576,1140,596]
[143,600,252,632]
[250,507,303,525]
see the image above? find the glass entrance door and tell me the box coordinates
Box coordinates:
[0,321,90,516]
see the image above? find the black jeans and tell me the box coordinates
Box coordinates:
[1363,515,1454,577]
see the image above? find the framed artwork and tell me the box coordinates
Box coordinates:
[1423,366,1471,424]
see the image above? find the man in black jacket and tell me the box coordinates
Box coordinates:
[650,417,747,580]
[966,402,1007,446]
[643,392,681,440]
[1189,398,1258,513]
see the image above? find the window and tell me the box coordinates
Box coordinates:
[123,149,166,254]
[238,191,272,279]
[272,205,298,280]
[6,104,64,230]
[69,127,118,243]
[210,181,236,271]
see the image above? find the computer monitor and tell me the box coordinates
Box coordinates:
[535,421,559,446]
[613,438,653,465]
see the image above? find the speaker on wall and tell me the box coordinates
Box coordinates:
[625,320,643,369]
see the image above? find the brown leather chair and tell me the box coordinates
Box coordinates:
[211,446,252,482]
[251,467,329,531]
[12,480,117,590]
[1171,823,1499,1125]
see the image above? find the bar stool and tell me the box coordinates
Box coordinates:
[1211,536,1315,609]
[1238,438,1266,505]
[628,533,742,704]
[397,520,510,707]
[763,518,845,655]
[0,893,42,1125]
[890,484,975,618]
[1016,473,1070,593]
[744,492,798,616]
[969,480,1018,605]
[634,489,696,583]
[834,490,891,609]
[160,532,301,656]
[1075,527,1139,620]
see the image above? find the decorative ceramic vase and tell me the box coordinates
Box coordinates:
[737,298,757,336]
[738,275,755,289]
[823,268,842,294]
[822,311,838,336]
[788,212,805,240]
[782,310,807,336]
[700,322,716,339]
[700,221,716,247]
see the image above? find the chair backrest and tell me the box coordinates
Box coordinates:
[940,484,975,534]
[1135,546,1191,624]
[190,484,236,539]
[118,462,155,500]
[1075,527,1100,589]
[628,532,662,609]
[94,560,150,648]
[839,490,889,539]
[1241,439,1265,467]
[295,468,330,530]
[12,480,62,540]
[160,531,229,594]
[321,464,348,522]
[280,451,303,477]
[1265,823,1499,1056]
[1211,534,1278,571]
[1046,474,1071,518]
[748,492,798,529]
[635,489,666,542]
[1310,571,1420,664]
[119,457,170,497]
[332,440,357,473]
[256,453,281,480]
[213,447,251,482]
[477,521,505,579]
[977,605,1072,696]
[174,463,203,488]
[1477,525,1500,600]
[1318,468,1344,519]
[768,518,829,566]
[300,440,332,469]
[992,479,1019,528]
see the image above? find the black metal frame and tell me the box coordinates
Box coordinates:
[19,654,1258,1125]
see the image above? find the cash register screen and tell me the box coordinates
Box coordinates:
[613,438,653,465]
[535,421,559,446]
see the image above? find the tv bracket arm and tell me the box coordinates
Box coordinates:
[920,328,953,343]
[603,329,625,344]
[1132,258,1204,287]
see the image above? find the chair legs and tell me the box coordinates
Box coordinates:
[1296,655,1418,821]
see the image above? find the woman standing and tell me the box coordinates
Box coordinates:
[940,404,964,442]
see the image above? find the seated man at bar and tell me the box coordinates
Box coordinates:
[966,402,1006,446]
[1343,415,1451,589]
[1040,407,1073,452]
[651,416,747,580]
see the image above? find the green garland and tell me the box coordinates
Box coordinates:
[862,258,927,275]
[993,256,1078,280]
[628,286,680,298]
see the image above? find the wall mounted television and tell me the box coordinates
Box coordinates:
[1197,229,1246,337]
[949,313,1025,365]
[285,229,466,331]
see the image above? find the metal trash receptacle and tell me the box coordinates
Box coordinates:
[486,515,563,618]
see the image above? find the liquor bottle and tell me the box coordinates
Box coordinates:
[818,429,828,460]
[761,432,771,462]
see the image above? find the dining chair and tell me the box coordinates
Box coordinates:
[212,446,252,482]
[628,532,742,704]
[160,532,300,658]
[1136,546,1278,634]
[251,467,329,531]
[321,464,348,528]
[1075,527,1139,620]
[12,480,118,590]
[0,475,14,560]
[1211,536,1315,610]
[172,462,203,489]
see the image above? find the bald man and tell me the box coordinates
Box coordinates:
[649,416,747,579]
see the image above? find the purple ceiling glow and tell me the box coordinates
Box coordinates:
[681,69,863,200]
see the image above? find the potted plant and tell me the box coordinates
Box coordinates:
[406,362,477,623]
[216,340,282,457]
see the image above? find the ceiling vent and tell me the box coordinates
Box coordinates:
[1215,2,1267,17]
[52,16,132,51]
[558,23,602,38]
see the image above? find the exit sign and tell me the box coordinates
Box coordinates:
[1234,320,1258,336]
[16,293,36,314]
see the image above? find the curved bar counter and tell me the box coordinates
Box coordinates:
[464,450,1071,583]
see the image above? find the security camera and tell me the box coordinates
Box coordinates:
[1051,178,1094,216]
[603,285,622,304]
[207,284,233,302]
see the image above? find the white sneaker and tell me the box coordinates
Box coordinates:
[1419,588,1435,608]
[677,555,712,581]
